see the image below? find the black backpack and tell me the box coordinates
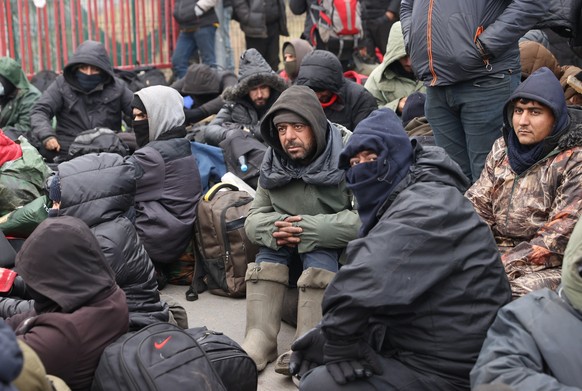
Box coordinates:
[91,323,227,391]
[114,66,168,92]
[186,327,258,391]
[218,127,266,189]
[68,127,129,158]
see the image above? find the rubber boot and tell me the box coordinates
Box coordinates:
[275,267,335,376]
[241,262,288,371]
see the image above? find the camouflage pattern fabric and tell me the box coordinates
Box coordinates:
[467,134,582,298]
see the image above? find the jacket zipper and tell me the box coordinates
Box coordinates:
[427,0,438,86]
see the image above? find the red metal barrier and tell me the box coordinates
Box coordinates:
[0,0,179,78]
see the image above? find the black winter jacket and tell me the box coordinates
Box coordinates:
[30,40,133,153]
[295,50,377,131]
[321,144,512,390]
[232,0,288,38]
[0,154,170,330]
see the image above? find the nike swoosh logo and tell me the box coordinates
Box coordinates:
[154,336,172,350]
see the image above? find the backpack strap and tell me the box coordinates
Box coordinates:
[203,182,239,201]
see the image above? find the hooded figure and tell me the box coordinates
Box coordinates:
[470,217,582,390]
[364,22,425,112]
[295,50,377,131]
[31,40,133,159]
[242,85,359,372]
[5,216,128,391]
[171,63,237,125]
[0,153,170,329]
[0,57,41,139]
[0,319,21,391]
[467,67,582,298]
[204,48,288,146]
[290,108,510,390]
[128,86,202,266]
[280,38,313,82]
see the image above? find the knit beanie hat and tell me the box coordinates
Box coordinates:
[273,110,306,125]
[48,174,61,203]
[562,218,582,312]
[401,92,426,127]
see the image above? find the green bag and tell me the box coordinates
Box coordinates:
[0,195,51,237]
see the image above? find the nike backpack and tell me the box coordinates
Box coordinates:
[91,323,227,391]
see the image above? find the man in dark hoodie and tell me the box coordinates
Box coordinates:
[289,108,511,390]
[0,57,41,140]
[128,85,202,284]
[30,40,133,162]
[242,85,360,372]
[204,48,288,146]
[5,216,129,391]
[171,63,237,125]
[295,50,377,132]
[466,67,582,298]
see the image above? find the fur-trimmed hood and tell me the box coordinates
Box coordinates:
[222,48,287,101]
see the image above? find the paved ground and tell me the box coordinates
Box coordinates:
[162,283,297,391]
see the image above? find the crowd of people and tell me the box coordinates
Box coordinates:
[1,0,582,390]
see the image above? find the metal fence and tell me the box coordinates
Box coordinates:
[0,0,305,78]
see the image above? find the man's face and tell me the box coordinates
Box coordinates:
[284,52,296,63]
[249,85,271,107]
[349,149,378,167]
[277,122,316,164]
[78,64,101,75]
[314,89,333,104]
[132,108,147,121]
[399,55,413,73]
[512,100,555,145]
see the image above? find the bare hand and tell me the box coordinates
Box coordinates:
[397,97,407,114]
[386,11,396,22]
[273,216,303,247]
[44,137,61,152]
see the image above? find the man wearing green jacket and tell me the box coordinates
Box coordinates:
[242,85,360,372]
[0,57,41,140]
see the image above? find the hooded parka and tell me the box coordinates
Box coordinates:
[30,40,133,154]
[320,111,510,389]
[57,153,170,329]
[466,67,582,295]
[364,22,425,111]
[244,85,359,253]
[295,50,377,131]
[129,86,202,264]
[205,48,288,145]
[0,57,41,138]
[5,216,128,391]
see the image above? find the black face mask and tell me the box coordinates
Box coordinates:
[133,119,150,147]
[76,72,103,91]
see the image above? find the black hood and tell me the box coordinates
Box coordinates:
[222,48,288,101]
[295,49,344,94]
[63,40,114,88]
[15,216,117,313]
[180,63,221,95]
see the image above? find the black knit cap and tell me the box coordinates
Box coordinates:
[131,95,147,115]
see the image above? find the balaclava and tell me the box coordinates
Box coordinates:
[131,95,149,148]
[339,109,413,236]
[283,44,298,79]
[76,65,104,92]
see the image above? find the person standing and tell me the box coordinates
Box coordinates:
[232,0,288,71]
[400,0,548,182]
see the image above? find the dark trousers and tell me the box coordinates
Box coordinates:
[245,22,281,71]
[363,16,393,57]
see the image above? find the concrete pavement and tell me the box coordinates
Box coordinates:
[162,283,297,391]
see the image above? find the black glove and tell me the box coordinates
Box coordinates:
[9,276,29,299]
[289,327,326,378]
[184,107,208,124]
[323,338,383,385]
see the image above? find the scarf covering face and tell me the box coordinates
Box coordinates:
[504,67,570,175]
[76,71,104,92]
[339,108,413,236]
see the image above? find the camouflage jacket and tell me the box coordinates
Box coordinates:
[466,120,582,281]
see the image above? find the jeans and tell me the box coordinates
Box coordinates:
[425,72,521,183]
[255,246,340,272]
[172,25,217,79]
[214,2,234,72]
